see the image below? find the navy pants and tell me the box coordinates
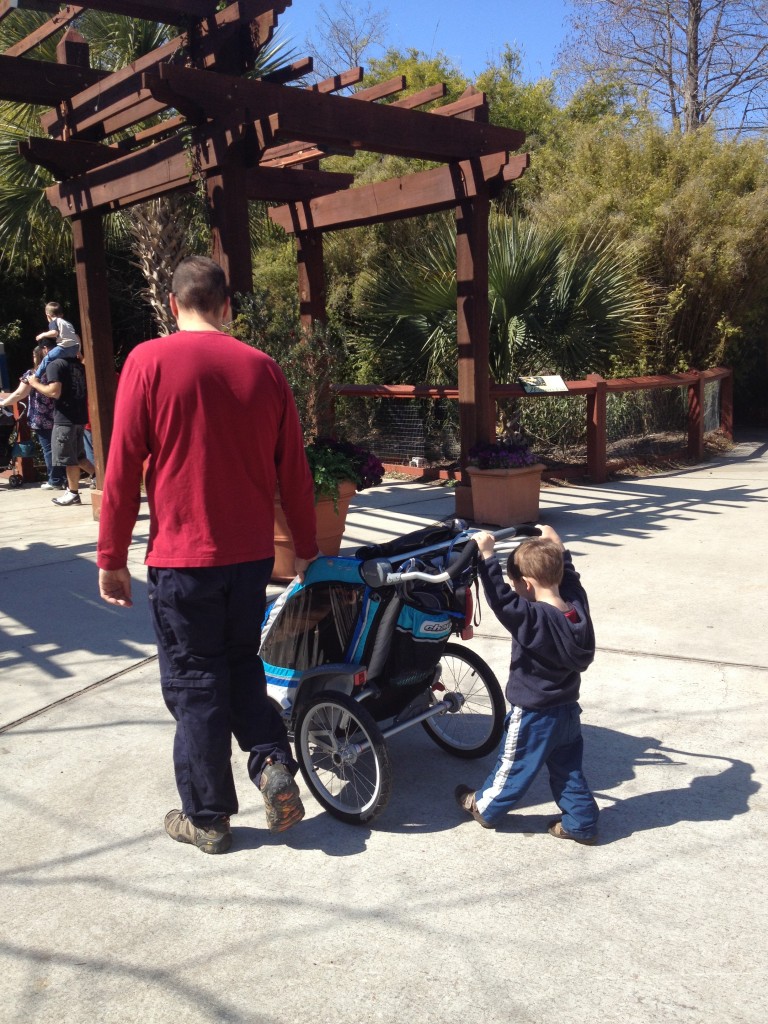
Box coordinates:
[474,703,599,838]
[147,560,297,827]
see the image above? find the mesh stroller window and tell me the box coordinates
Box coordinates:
[261,582,364,671]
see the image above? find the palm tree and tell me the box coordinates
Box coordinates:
[367,210,654,384]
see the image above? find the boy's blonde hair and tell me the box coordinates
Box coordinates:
[507,539,564,588]
[45,301,62,317]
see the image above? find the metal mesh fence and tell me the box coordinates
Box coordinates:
[333,380,723,469]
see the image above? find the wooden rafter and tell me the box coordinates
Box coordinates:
[143,64,525,162]
[3,5,84,58]
[38,0,289,139]
[269,153,530,234]
[0,52,108,104]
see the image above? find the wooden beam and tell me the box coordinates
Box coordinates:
[456,190,493,476]
[45,121,355,214]
[269,153,529,233]
[391,83,447,109]
[70,210,118,504]
[20,135,123,179]
[145,64,526,162]
[60,0,218,23]
[0,52,108,104]
[3,5,83,57]
[39,0,288,139]
[310,66,363,93]
[260,55,313,85]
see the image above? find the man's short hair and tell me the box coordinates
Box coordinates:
[171,256,228,316]
[45,301,62,317]
[507,539,564,588]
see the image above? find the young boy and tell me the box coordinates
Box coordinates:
[455,524,600,844]
[34,302,80,378]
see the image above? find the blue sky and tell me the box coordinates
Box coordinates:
[278,0,572,81]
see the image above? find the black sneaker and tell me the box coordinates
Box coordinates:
[164,809,232,854]
[547,819,598,845]
[454,784,494,828]
[259,760,305,833]
[52,490,81,506]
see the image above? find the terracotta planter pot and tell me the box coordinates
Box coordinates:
[466,464,544,526]
[272,479,357,582]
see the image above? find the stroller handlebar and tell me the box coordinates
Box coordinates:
[361,524,542,589]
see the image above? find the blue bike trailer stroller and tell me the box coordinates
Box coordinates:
[261,521,509,824]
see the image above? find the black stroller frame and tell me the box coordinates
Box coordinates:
[262,519,540,824]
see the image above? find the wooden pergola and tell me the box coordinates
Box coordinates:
[0,0,528,518]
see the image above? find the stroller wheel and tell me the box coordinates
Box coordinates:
[8,474,23,488]
[422,643,505,758]
[296,691,392,825]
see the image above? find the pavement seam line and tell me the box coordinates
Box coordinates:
[472,633,767,672]
[0,655,158,735]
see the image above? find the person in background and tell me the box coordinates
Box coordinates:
[34,302,81,378]
[96,255,319,855]
[25,335,94,506]
[0,341,66,490]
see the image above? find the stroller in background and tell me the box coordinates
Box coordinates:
[262,519,539,824]
[1,402,34,488]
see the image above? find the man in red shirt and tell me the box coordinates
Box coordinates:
[97,256,318,854]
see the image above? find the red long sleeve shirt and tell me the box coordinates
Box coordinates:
[97,331,317,570]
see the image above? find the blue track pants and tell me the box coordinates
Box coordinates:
[474,703,599,838]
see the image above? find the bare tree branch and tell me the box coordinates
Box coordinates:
[560,0,768,133]
[303,0,389,82]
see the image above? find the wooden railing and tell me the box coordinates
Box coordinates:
[331,367,733,484]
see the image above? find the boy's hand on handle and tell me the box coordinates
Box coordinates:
[473,530,496,559]
[536,524,563,548]
[99,568,133,608]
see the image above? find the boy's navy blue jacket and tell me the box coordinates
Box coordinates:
[479,550,595,710]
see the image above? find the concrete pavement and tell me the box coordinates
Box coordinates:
[1,434,766,1024]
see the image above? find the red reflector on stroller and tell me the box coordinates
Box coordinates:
[353,669,367,688]
[461,587,474,641]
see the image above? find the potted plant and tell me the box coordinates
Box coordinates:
[273,437,385,581]
[466,432,544,526]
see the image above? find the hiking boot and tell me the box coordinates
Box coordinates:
[52,490,81,506]
[164,809,232,854]
[547,820,598,846]
[259,760,305,833]
[454,784,494,828]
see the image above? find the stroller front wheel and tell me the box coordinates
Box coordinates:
[295,691,392,825]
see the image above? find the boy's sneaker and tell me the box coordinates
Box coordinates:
[259,759,305,833]
[547,820,598,846]
[52,490,81,506]
[454,784,494,828]
[40,482,56,490]
[164,809,232,854]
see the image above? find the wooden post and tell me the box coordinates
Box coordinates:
[687,371,705,460]
[206,164,253,304]
[296,229,332,435]
[455,187,491,518]
[720,370,733,439]
[71,212,118,519]
[586,373,607,483]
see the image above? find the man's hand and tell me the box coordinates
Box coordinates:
[473,530,496,559]
[294,551,321,581]
[99,567,133,607]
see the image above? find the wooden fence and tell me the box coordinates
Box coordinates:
[331,367,733,484]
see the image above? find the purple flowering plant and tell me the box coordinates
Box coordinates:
[468,432,538,470]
